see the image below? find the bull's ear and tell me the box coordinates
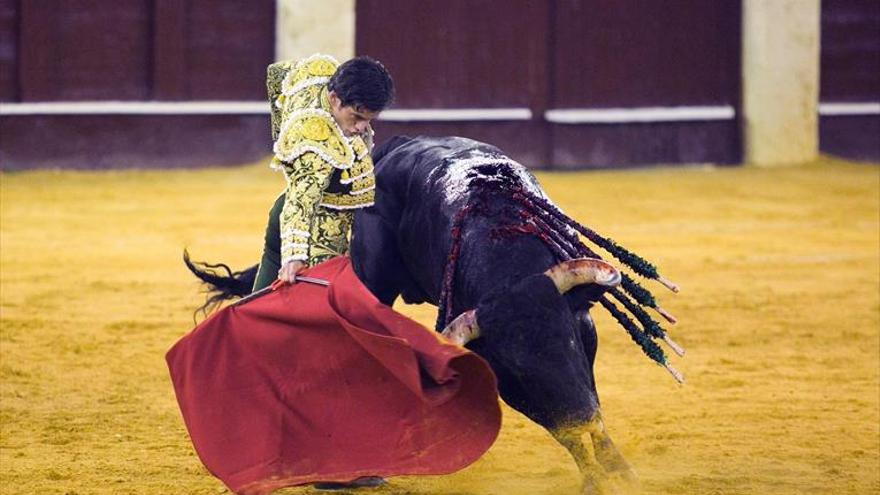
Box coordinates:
[544,258,621,294]
[440,309,480,346]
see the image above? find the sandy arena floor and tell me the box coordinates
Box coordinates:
[1,157,878,495]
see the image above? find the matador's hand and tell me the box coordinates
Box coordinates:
[278,260,307,283]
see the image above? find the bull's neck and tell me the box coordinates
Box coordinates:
[448,210,559,314]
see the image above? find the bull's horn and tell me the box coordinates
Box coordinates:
[544,258,622,294]
[440,309,480,346]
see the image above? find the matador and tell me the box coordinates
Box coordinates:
[253,54,394,290]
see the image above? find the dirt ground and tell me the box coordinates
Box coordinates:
[1,157,878,495]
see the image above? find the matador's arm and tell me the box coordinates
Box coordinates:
[279,151,334,265]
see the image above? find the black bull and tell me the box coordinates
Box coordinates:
[353,136,612,423]
[188,135,647,488]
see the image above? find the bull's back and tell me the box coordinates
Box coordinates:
[366,136,492,302]
[364,136,548,306]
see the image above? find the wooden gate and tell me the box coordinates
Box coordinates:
[0,0,276,169]
[820,0,880,161]
[357,0,742,169]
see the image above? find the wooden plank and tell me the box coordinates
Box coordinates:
[185,0,275,100]
[357,0,537,108]
[550,0,742,166]
[551,121,740,169]
[820,1,880,160]
[820,115,880,161]
[18,0,151,101]
[17,0,52,101]
[530,0,554,173]
[357,0,552,165]
[0,0,18,101]
[553,0,740,107]
[0,114,271,169]
[821,0,880,101]
[152,0,188,100]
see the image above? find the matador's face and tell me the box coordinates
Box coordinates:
[328,91,379,137]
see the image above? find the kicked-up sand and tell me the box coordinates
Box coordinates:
[1,157,878,495]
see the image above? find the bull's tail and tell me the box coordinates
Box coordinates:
[183,249,258,317]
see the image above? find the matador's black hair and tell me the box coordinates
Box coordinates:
[328,56,395,112]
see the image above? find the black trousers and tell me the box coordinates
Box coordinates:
[252,193,285,291]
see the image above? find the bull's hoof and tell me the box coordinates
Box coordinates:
[313,476,386,490]
[596,452,637,481]
[580,469,608,495]
[581,466,641,495]
[607,471,642,495]
[615,466,638,483]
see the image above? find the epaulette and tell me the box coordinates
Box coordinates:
[281,54,339,96]
[267,54,340,142]
[267,60,296,142]
[273,108,355,169]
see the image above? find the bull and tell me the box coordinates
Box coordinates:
[186,135,683,493]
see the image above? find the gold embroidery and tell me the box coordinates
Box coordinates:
[274,109,354,168]
[301,117,331,141]
[269,54,377,265]
[306,206,352,265]
[285,84,324,114]
[321,190,375,208]
[266,60,297,142]
[306,58,337,77]
[340,154,374,184]
[279,152,333,262]
[350,174,375,193]
[351,136,369,160]
[281,55,339,96]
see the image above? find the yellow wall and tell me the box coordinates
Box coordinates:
[742,0,821,166]
[275,0,355,63]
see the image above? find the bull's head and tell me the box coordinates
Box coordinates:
[441,258,621,346]
[441,257,622,431]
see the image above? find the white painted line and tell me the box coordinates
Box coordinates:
[379,108,532,121]
[818,102,880,116]
[0,102,535,121]
[0,101,270,115]
[545,105,736,124]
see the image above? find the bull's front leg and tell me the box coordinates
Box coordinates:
[550,410,637,494]
[585,410,636,479]
[573,310,637,479]
[549,420,606,494]
[446,259,638,493]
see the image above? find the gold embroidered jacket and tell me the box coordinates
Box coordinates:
[267,54,376,265]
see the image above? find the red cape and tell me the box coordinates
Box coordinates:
[167,257,501,494]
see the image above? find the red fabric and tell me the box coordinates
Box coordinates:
[167,256,501,495]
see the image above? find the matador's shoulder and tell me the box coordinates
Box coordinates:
[282,54,339,95]
[268,54,340,142]
[273,108,355,169]
[268,55,338,94]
